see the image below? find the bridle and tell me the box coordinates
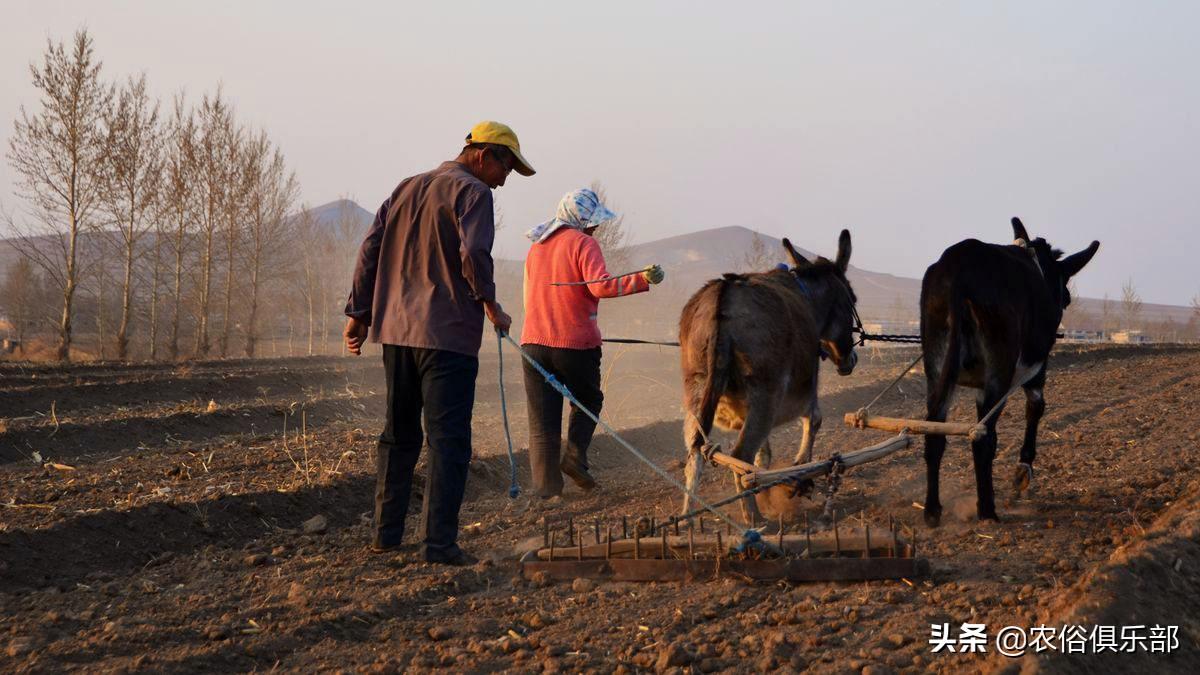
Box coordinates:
[784,264,863,356]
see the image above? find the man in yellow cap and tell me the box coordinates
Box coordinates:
[344,121,533,565]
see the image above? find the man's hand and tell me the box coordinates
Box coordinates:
[343,317,368,355]
[483,300,512,335]
[641,264,665,285]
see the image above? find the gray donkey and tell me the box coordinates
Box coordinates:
[678,231,860,524]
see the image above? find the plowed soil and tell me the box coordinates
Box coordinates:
[1,344,1198,673]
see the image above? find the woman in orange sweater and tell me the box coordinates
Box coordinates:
[521,188,664,498]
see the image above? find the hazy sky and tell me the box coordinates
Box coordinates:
[3,1,1198,304]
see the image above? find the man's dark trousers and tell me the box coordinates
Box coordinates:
[521,344,603,497]
[375,344,478,561]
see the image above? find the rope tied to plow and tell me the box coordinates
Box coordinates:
[852,353,924,423]
[496,332,521,499]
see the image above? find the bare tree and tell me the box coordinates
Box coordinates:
[1160,316,1178,343]
[1061,281,1090,330]
[1188,293,1200,341]
[89,253,114,359]
[736,232,775,272]
[101,74,163,360]
[588,180,632,273]
[5,29,113,361]
[0,258,48,353]
[241,131,297,356]
[1121,278,1143,330]
[889,295,909,324]
[192,89,235,357]
[329,198,366,355]
[290,207,325,356]
[1100,293,1114,335]
[218,123,246,357]
[159,95,197,359]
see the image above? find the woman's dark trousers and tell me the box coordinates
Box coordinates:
[521,344,603,497]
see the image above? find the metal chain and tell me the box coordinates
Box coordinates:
[856,332,923,344]
[821,454,846,521]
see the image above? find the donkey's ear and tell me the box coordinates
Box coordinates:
[835,229,852,272]
[1060,240,1100,278]
[1011,217,1031,243]
[781,238,809,267]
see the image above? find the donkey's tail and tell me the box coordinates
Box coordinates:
[695,277,735,441]
[924,285,965,418]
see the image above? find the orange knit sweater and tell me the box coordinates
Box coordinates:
[520,228,650,349]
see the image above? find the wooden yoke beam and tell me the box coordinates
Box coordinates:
[844,411,984,440]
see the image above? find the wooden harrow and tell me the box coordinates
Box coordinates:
[520,431,935,583]
[520,513,927,583]
[520,400,995,582]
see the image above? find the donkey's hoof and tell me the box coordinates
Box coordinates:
[754,479,813,524]
[1012,463,1035,495]
[923,505,943,528]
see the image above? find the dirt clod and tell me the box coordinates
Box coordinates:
[571,577,595,593]
[525,611,555,630]
[656,641,693,672]
[302,515,328,534]
[6,638,34,658]
[428,626,454,641]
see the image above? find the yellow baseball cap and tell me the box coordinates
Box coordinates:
[464,121,535,176]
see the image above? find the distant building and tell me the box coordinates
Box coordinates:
[1060,329,1105,343]
[860,320,920,337]
[1111,330,1151,344]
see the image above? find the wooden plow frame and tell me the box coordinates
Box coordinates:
[704,432,914,489]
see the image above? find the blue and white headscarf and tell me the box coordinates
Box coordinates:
[525,188,619,243]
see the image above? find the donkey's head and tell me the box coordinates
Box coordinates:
[1011,217,1100,313]
[781,229,859,376]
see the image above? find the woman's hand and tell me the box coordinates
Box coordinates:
[641,264,665,285]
